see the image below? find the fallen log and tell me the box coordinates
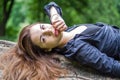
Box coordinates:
[0,40,119,80]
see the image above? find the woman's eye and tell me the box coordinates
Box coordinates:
[40,35,46,43]
[40,25,45,30]
[42,37,46,43]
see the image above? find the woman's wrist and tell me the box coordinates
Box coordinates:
[50,7,58,17]
[50,7,61,22]
[50,14,59,21]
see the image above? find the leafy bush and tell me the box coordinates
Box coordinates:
[1,0,120,41]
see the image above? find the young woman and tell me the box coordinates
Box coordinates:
[0,2,120,80]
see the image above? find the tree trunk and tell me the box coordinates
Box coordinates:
[0,23,6,36]
[0,0,14,36]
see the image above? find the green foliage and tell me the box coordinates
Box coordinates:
[81,0,120,26]
[0,0,120,41]
[25,0,51,23]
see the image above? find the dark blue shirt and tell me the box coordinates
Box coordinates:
[54,22,120,77]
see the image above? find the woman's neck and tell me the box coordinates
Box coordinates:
[58,32,72,48]
[58,25,87,48]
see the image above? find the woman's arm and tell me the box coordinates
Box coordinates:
[50,7,67,32]
[65,40,120,77]
[44,2,67,32]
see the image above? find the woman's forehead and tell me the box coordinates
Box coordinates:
[32,23,40,28]
[30,25,40,34]
[31,23,49,27]
[30,24,41,43]
[30,23,45,33]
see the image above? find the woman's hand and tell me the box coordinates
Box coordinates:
[50,7,67,32]
[51,14,67,32]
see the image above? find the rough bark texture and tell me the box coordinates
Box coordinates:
[0,40,119,80]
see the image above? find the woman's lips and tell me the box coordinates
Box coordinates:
[54,29,59,36]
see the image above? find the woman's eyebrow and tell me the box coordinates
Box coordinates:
[40,24,41,28]
[40,24,42,29]
[39,24,42,42]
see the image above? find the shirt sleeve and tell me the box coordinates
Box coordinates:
[68,40,120,78]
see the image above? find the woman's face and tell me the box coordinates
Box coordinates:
[30,23,63,50]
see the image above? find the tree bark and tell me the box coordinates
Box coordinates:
[0,40,119,80]
[0,0,14,36]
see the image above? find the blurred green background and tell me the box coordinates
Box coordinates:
[0,0,120,42]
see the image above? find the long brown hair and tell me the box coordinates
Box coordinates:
[0,23,67,80]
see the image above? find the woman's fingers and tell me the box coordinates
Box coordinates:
[52,20,67,32]
[52,19,62,27]
[57,23,66,31]
[59,24,67,31]
[53,21,63,28]
[50,13,68,31]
